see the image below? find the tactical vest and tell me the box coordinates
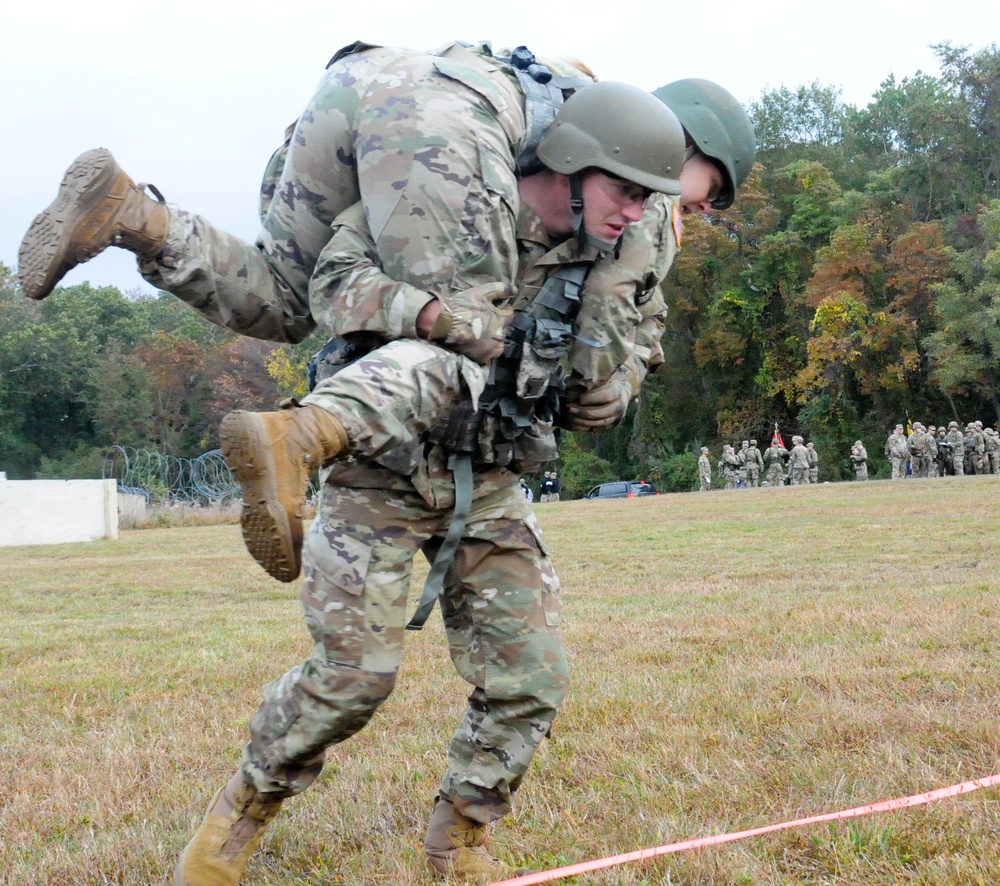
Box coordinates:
[308,259,591,469]
[428,260,590,468]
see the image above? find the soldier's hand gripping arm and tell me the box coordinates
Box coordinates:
[309,203,513,365]
[558,368,635,432]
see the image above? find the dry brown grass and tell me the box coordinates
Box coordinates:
[2,476,999,885]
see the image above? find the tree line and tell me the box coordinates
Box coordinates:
[2,42,998,498]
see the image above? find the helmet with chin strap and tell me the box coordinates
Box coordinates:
[652,78,756,210]
[537,80,685,195]
[537,81,685,250]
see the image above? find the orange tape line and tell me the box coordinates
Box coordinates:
[487,773,1000,886]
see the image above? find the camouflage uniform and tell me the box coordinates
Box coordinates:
[237,199,680,823]
[850,441,868,481]
[721,446,741,489]
[697,448,712,491]
[884,426,909,479]
[924,426,938,475]
[945,423,965,476]
[763,444,787,486]
[101,41,690,834]
[140,41,546,344]
[737,441,749,488]
[788,437,810,485]
[962,425,977,474]
[968,423,988,474]
[986,428,1000,474]
[139,69,681,840]
[744,440,764,487]
[907,424,932,478]
[238,222,681,825]
[806,442,819,484]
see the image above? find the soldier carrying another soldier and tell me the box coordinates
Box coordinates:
[20,41,756,886]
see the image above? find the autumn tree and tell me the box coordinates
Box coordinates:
[134,332,209,455]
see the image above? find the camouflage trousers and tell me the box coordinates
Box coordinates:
[765,464,784,486]
[139,43,526,342]
[853,464,868,481]
[790,465,809,485]
[240,476,569,826]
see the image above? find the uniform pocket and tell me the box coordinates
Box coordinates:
[301,520,374,666]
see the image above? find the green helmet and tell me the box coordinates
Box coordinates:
[652,78,756,209]
[537,81,684,196]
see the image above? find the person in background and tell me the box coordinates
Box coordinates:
[850,440,868,481]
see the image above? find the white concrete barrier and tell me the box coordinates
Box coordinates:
[118,493,148,529]
[0,478,119,546]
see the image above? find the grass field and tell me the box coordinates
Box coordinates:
[2,476,999,885]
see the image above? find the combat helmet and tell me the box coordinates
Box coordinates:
[537,81,685,196]
[652,78,756,209]
[538,81,685,251]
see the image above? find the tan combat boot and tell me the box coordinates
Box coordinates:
[173,771,284,886]
[424,797,530,882]
[18,147,168,300]
[220,403,349,583]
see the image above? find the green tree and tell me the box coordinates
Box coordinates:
[924,201,1000,418]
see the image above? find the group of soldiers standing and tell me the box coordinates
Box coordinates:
[698,437,818,490]
[879,420,1000,480]
[696,418,1000,491]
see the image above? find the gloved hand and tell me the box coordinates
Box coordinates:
[558,371,635,432]
[427,283,514,366]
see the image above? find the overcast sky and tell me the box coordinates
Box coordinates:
[1,0,990,295]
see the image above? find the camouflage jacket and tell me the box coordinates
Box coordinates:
[945,429,965,456]
[907,431,929,457]
[789,444,810,467]
[310,194,679,395]
[885,433,909,458]
[763,446,786,466]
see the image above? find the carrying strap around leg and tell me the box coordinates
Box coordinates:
[406,454,474,631]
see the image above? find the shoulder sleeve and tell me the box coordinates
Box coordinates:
[309,203,436,340]
[568,194,678,384]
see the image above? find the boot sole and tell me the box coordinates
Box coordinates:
[220,411,302,583]
[18,148,121,300]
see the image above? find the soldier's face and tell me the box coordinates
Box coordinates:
[580,170,649,241]
[679,154,724,214]
[534,170,647,242]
